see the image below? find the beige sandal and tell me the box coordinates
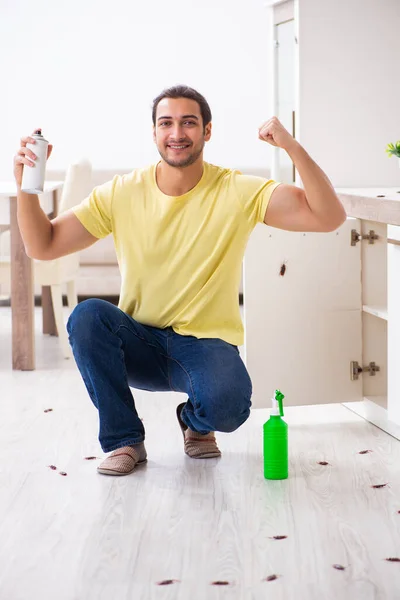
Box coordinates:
[176,403,221,459]
[97,443,147,476]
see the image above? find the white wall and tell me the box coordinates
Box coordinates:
[297,0,400,187]
[0,0,274,178]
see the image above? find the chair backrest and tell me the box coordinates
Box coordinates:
[58,159,92,215]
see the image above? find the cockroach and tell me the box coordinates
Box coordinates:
[397,511,400,514]
[279,262,287,277]
[44,408,53,413]
[59,471,68,476]
[264,574,280,581]
[385,557,400,562]
[156,580,179,586]
[377,195,385,198]
[269,535,287,540]
[211,581,231,586]
[48,465,57,470]
[84,456,99,460]
[371,483,388,489]
[318,461,329,466]
[358,450,372,454]
[333,564,346,571]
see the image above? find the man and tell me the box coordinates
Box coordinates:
[14,85,346,476]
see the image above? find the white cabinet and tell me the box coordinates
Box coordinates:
[248,0,400,435]
[266,0,400,188]
[244,188,400,441]
[244,217,363,407]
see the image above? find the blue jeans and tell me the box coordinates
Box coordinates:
[67,299,252,453]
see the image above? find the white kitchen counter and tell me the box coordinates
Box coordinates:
[337,187,400,225]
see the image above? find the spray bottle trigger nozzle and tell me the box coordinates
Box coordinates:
[274,389,285,417]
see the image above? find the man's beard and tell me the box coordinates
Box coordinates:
[158,140,204,168]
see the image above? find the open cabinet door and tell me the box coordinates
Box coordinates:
[243,217,362,408]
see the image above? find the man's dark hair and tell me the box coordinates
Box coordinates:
[152,85,212,130]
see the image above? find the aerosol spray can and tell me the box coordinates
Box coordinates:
[21,129,49,194]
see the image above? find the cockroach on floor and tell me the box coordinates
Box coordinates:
[385,557,400,562]
[156,580,179,586]
[211,581,231,586]
[279,261,287,276]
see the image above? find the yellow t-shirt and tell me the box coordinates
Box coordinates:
[72,162,280,346]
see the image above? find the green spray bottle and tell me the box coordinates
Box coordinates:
[263,389,288,480]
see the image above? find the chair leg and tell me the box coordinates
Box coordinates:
[42,285,57,335]
[50,284,72,359]
[66,280,78,311]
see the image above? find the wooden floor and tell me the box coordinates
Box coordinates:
[1,307,400,599]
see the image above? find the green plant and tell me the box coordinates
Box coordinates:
[386,141,400,158]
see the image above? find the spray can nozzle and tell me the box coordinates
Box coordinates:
[271,389,285,416]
